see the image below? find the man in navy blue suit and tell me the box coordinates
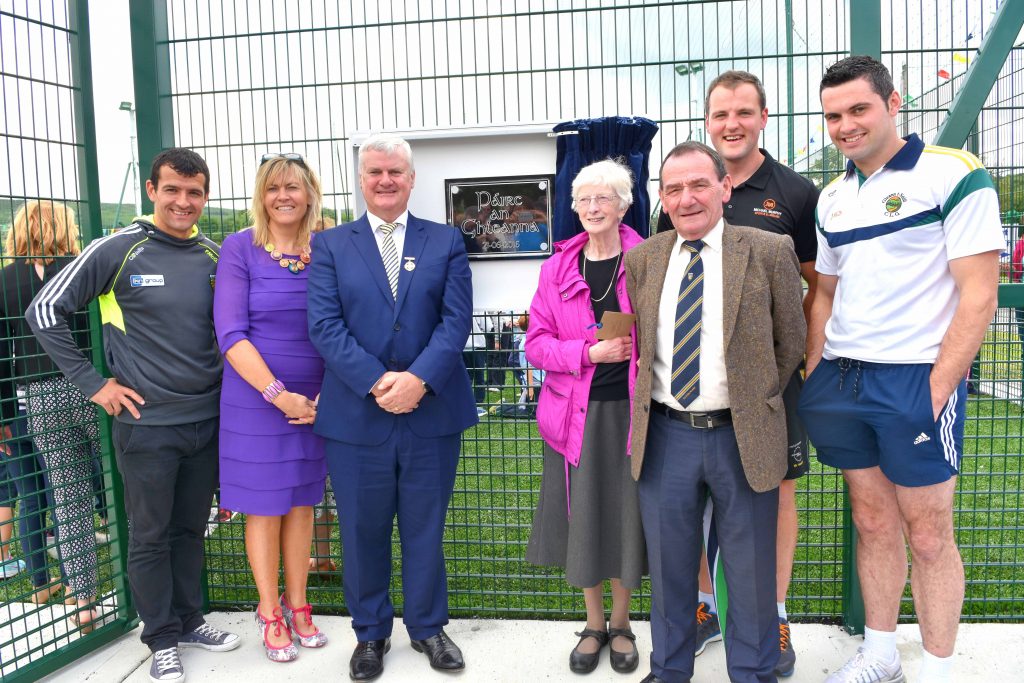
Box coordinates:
[307,133,478,681]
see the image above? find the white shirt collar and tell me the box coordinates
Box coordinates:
[673,217,724,254]
[367,210,409,232]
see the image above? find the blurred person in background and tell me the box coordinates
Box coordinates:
[0,200,99,629]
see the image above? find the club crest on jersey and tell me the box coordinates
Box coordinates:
[883,192,906,217]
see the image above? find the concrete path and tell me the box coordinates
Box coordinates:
[41,613,1023,682]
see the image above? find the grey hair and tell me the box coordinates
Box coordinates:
[358,133,414,172]
[571,158,634,211]
[659,141,727,182]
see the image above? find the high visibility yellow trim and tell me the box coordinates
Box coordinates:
[98,291,125,333]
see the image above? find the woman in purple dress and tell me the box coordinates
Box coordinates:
[213,154,328,662]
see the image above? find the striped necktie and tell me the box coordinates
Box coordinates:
[379,222,400,299]
[671,239,705,407]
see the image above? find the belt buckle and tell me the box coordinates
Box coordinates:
[689,412,712,429]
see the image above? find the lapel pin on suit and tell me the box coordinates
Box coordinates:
[403,256,416,271]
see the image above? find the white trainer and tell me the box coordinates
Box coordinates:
[825,647,906,683]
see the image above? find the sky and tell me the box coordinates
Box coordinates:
[88,2,136,205]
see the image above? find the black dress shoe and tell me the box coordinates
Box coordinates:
[410,629,465,672]
[349,638,390,681]
[608,626,639,673]
[569,627,609,674]
[639,674,667,683]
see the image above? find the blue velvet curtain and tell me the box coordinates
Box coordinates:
[552,116,659,242]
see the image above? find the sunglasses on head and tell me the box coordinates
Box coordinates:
[260,153,306,168]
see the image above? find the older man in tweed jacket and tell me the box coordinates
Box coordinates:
[626,141,805,683]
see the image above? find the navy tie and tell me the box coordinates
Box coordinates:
[671,240,704,406]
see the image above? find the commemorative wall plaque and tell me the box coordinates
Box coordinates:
[446,175,553,259]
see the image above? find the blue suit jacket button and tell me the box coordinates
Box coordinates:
[393,323,401,331]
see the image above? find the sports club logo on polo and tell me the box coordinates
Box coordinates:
[883,192,906,217]
[130,274,165,287]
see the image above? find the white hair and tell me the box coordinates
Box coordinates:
[358,133,414,172]
[571,158,634,211]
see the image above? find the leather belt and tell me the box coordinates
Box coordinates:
[650,401,732,429]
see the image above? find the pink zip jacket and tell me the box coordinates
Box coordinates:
[525,223,643,515]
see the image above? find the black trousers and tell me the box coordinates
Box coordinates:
[112,417,219,652]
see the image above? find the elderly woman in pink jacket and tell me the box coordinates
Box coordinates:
[525,158,646,675]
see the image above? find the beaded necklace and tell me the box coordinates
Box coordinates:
[264,243,311,273]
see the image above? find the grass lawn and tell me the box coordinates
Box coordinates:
[202,383,1024,625]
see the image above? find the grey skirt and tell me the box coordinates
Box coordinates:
[526,398,647,589]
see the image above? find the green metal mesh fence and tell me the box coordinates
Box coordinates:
[3,0,1024,679]
[160,1,1024,625]
[0,1,136,681]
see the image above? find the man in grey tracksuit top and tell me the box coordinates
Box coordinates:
[28,149,239,682]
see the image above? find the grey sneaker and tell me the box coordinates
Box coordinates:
[179,622,241,652]
[695,601,722,656]
[825,647,906,683]
[775,617,795,677]
[149,646,184,682]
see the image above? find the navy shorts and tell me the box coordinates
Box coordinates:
[797,357,966,487]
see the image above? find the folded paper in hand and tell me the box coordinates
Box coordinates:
[595,311,636,340]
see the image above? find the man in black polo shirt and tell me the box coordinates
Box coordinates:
[658,70,818,678]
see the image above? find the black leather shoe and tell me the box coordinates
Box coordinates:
[349,638,390,681]
[639,674,667,683]
[569,627,609,674]
[608,626,639,673]
[410,629,465,672]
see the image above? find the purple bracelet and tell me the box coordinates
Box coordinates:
[262,379,285,402]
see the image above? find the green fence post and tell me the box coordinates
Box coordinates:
[69,0,138,630]
[849,0,881,58]
[129,0,174,214]
[1000,283,1024,309]
[838,0,883,637]
[935,1,1024,149]
[840,483,865,635]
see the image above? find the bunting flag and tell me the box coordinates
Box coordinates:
[953,53,969,64]
[938,69,951,79]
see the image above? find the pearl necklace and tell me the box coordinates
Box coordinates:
[264,243,311,273]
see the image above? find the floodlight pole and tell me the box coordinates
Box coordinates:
[675,62,705,142]
[119,101,141,218]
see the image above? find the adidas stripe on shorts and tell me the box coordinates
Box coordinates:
[797,358,966,487]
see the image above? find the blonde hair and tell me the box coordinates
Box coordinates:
[5,200,82,264]
[248,157,323,250]
[314,215,336,232]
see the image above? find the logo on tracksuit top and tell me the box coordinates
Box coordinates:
[130,274,165,287]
